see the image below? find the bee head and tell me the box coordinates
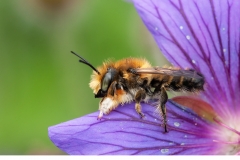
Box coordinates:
[71,51,120,98]
[95,68,118,98]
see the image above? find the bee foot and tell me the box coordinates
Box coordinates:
[139,113,145,119]
[163,124,168,133]
[97,111,103,120]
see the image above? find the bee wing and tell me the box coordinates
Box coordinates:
[135,67,203,79]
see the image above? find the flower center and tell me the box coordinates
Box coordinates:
[213,118,240,155]
[171,96,240,154]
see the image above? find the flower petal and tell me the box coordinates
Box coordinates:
[133,0,240,116]
[172,96,216,122]
[49,102,218,155]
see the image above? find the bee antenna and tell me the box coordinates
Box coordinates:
[71,51,100,75]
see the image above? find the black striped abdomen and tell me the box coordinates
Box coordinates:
[150,71,205,92]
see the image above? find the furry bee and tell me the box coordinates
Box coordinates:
[71,51,205,132]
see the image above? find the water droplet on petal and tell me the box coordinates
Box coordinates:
[211,77,214,80]
[195,123,198,125]
[160,148,169,154]
[181,143,185,146]
[186,35,191,40]
[155,27,158,31]
[223,48,226,52]
[180,26,183,30]
[184,135,187,138]
[192,59,196,64]
[169,142,174,145]
[222,27,225,31]
[174,122,180,127]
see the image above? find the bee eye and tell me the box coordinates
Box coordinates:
[102,72,112,92]
[100,68,118,93]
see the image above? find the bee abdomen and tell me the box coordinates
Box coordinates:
[169,76,184,91]
[181,76,205,91]
[165,75,204,92]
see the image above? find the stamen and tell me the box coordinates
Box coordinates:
[213,117,240,136]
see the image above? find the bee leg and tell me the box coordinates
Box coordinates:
[134,89,146,118]
[97,111,103,120]
[108,81,117,96]
[97,81,119,120]
[159,87,168,132]
[97,98,105,120]
[145,86,154,96]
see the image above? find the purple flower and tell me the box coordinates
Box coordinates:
[48,0,240,155]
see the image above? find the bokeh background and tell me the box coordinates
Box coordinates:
[0,0,168,154]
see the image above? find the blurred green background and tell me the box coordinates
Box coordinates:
[0,0,167,154]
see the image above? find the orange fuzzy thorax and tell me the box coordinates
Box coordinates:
[89,58,152,94]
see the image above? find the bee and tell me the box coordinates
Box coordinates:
[71,51,205,132]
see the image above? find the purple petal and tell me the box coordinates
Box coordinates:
[49,102,219,155]
[133,0,240,116]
